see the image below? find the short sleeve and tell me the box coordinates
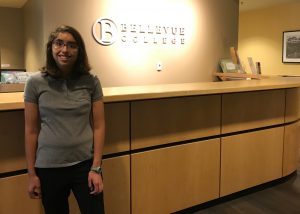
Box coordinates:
[24,75,39,103]
[92,75,103,102]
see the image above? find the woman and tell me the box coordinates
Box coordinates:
[24,25,105,214]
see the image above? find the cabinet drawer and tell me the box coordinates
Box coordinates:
[0,110,26,173]
[220,127,284,196]
[131,95,221,149]
[132,139,220,214]
[222,90,285,133]
[104,102,130,154]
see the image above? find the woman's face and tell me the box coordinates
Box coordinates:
[52,32,79,75]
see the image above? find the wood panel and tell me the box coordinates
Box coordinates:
[192,167,300,213]
[102,155,130,214]
[222,90,285,134]
[103,102,130,155]
[0,175,43,214]
[69,193,81,214]
[0,110,26,173]
[131,139,220,214]
[285,88,300,123]
[283,121,300,176]
[69,155,130,214]
[131,95,221,149]
[0,103,130,172]
[220,127,284,196]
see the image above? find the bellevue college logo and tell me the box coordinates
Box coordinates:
[92,17,186,46]
[92,18,118,46]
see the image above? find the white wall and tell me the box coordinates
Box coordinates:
[24,0,239,87]
[239,2,300,76]
[0,7,24,69]
[23,0,44,72]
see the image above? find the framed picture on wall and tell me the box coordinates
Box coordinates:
[282,30,300,63]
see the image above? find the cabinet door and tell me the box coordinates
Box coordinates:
[285,88,300,123]
[69,155,130,214]
[104,102,130,155]
[132,139,220,214]
[283,121,300,176]
[220,127,284,196]
[0,175,43,214]
[0,110,26,173]
[131,95,221,149]
[222,90,285,134]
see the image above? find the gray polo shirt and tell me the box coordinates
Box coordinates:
[24,72,103,168]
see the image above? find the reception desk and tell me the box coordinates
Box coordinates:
[1,77,300,214]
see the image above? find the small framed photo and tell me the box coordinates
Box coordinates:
[282,30,300,63]
[219,59,238,73]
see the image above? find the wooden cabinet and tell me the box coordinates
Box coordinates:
[283,121,300,176]
[1,86,300,213]
[0,110,25,173]
[131,139,220,214]
[0,174,43,214]
[0,101,131,174]
[131,95,221,149]
[285,88,300,123]
[102,155,130,214]
[222,90,285,134]
[103,102,130,155]
[220,127,284,196]
[69,155,131,214]
[0,102,131,214]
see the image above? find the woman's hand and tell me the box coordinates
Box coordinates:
[88,171,103,195]
[28,175,42,199]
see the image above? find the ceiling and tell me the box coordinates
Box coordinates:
[0,0,299,11]
[240,0,300,12]
[0,0,27,8]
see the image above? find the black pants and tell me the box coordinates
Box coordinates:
[36,159,105,214]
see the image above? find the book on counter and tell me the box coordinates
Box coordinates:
[219,59,238,73]
[247,57,257,74]
[1,70,35,84]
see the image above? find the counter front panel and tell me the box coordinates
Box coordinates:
[0,110,25,173]
[222,90,285,134]
[0,174,43,213]
[283,121,300,176]
[103,102,130,155]
[131,138,220,214]
[220,127,284,196]
[285,87,300,123]
[1,78,300,213]
[131,95,221,150]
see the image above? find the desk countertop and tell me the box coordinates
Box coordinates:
[2,77,300,111]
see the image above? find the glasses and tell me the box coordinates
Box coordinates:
[52,39,79,50]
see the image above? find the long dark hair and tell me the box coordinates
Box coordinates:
[41,25,91,78]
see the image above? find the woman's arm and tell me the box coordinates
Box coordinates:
[24,102,41,199]
[89,99,105,194]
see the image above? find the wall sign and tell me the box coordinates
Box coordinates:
[92,18,186,46]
